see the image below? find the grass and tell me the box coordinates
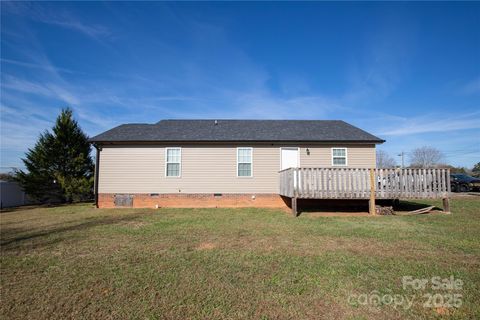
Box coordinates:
[1,199,479,319]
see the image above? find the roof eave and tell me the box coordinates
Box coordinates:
[90,139,385,144]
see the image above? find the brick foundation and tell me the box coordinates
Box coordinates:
[98,193,290,209]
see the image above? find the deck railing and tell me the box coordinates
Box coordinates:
[279,167,451,199]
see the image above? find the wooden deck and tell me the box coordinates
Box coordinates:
[279,167,451,215]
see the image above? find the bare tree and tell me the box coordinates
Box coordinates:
[376,150,397,168]
[473,162,480,178]
[409,146,444,168]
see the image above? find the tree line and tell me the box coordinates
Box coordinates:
[376,148,480,176]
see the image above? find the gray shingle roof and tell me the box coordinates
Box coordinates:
[89,120,385,143]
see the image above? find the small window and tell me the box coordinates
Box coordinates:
[332,148,347,166]
[237,147,252,177]
[166,148,181,177]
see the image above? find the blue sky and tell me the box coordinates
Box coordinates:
[1,1,479,171]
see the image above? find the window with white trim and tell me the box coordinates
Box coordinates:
[237,147,252,177]
[166,148,181,177]
[332,148,347,166]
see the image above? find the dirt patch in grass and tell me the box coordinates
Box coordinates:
[303,211,371,217]
[196,242,217,250]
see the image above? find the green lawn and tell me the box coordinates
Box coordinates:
[1,199,479,319]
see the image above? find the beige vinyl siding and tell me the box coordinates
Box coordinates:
[98,144,376,194]
[299,144,376,168]
[98,146,163,193]
[98,145,279,194]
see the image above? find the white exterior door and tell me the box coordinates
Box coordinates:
[281,148,299,170]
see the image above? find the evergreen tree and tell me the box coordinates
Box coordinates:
[15,108,94,203]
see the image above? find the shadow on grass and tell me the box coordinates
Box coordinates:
[0,213,143,250]
[295,199,369,216]
[295,199,442,215]
[392,200,442,212]
[0,201,95,214]
[1,205,52,214]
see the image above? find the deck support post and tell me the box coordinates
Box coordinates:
[292,197,298,217]
[369,168,376,215]
[442,198,451,214]
[369,199,376,215]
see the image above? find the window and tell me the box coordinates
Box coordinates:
[165,148,181,177]
[237,147,253,177]
[332,148,347,166]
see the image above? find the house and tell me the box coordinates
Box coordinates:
[89,120,385,208]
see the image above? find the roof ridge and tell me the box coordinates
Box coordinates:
[156,119,343,124]
[90,120,385,143]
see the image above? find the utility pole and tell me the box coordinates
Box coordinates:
[397,152,405,168]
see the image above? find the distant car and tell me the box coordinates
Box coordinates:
[450,174,480,192]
